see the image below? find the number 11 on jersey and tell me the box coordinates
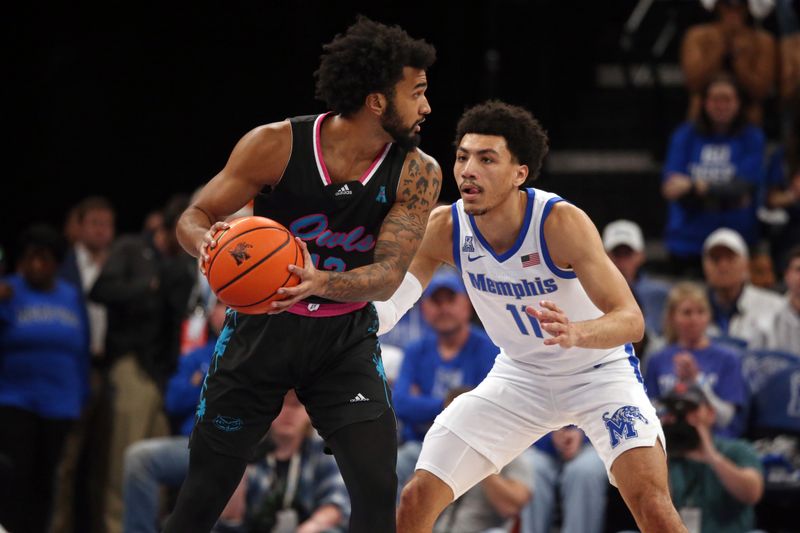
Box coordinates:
[505,304,544,338]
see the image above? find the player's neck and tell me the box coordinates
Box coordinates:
[321,112,392,164]
[472,189,527,255]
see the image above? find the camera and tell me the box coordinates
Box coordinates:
[659,386,706,456]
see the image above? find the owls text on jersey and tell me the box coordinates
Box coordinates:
[451,187,634,375]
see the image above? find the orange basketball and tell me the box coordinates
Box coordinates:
[204,216,303,314]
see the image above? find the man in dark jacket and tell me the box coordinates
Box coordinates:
[90,194,196,533]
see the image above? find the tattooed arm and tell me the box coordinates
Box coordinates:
[271,150,442,309]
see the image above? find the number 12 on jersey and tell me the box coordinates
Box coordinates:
[506,304,544,338]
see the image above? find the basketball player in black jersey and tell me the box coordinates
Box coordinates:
[163,18,440,533]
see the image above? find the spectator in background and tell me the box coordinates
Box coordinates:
[522,427,607,533]
[122,300,226,533]
[658,384,763,533]
[60,195,115,359]
[434,386,532,533]
[754,246,800,355]
[53,198,115,532]
[216,390,350,533]
[0,225,89,533]
[662,73,766,277]
[602,219,671,337]
[702,228,783,347]
[90,195,197,533]
[645,282,748,437]
[682,0,776,124]
[393,268,497,491]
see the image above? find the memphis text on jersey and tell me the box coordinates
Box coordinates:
[467,272,558,300]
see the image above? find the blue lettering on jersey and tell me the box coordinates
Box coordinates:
[290,213,377,273]
[466,272,558,299]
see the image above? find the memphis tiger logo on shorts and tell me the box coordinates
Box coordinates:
[602,405,649,448]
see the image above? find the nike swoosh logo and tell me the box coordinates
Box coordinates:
[467,255,485,262]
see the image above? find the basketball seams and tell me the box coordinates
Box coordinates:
[214,228,291,294]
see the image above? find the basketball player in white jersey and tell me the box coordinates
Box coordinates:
[377,101,687,532]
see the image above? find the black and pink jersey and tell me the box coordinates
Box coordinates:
[254,113,407,292]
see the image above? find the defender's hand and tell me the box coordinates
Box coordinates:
[526,300,579,348]
[269,238,323,314]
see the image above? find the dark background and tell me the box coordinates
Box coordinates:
[4,0,722,261]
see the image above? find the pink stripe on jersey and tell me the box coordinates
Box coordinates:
[314,112,391,187]
[360,143,391,185]
[314,112,333,186]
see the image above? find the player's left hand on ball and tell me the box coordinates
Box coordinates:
[525,300,579,348]
[269,238,322,314]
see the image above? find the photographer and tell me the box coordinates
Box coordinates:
[659,384,763,533]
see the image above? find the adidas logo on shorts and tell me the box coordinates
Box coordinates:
[349,393,369,403]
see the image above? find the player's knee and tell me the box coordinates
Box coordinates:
[626,482,672,518]
[399,470,451,515]
[398,473,427,513]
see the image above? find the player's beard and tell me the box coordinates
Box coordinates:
[381,99,420,151]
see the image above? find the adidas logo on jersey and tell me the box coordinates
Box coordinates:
[335,184,353,196]
[349,393,369,403]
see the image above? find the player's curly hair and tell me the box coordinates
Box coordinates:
[454,100,549,183]
[314,16,436,116]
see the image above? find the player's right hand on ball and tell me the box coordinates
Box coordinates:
[198,221,230,273]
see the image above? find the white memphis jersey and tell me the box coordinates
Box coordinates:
[451,188,632,374]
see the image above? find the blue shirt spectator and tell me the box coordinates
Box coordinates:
[393,269,498,443]
[394,327,497,442]
[663,121,765,255]
[0,272,89,419]
[645,344,747,435]
[662,74,766,261]
[645,281,749,437]
[0,225,90,533]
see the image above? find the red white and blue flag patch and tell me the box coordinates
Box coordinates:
[521,253,540,268]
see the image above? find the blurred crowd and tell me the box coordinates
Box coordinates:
[1,1,800,532]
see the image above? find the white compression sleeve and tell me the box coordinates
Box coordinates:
[374,272,423,336]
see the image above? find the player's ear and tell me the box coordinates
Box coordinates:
[513,165,529,187]
[366,93,388,117]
